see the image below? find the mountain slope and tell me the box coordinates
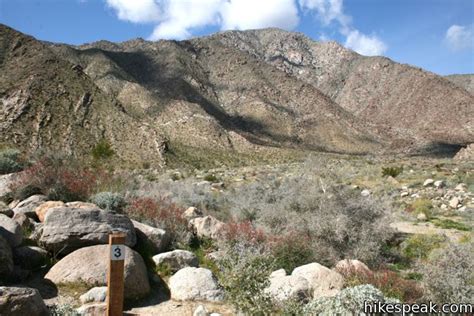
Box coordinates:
[0,24,165,166]
[445,74,474,95]
[212,29,474,150]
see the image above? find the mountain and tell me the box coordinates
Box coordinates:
[1,24,473,166]
[445,74,474,95]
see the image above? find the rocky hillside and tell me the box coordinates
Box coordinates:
[445,74,474,95]
[1,24,473,166]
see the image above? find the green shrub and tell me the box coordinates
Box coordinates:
[407,198,433,219]
[217,242,275,315]
[48,304,80,316]
[203,174,218,182]
[420,242,474,304]
[304,285,400,315]
[270,232,315,273]
[382,166,403,178]
[430,218,471,231]
[401,234,446,260]
[0,148,24,175]
[91,139,114,160]
[89,191,126,212]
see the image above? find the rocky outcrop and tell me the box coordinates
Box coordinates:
[189,216,225,239]
[152,249,198,272]
[0,214,22,247]
[169,267,224,302]
[265,271,311,302]
[132,220,170,254]
[12,195,47,218]
[0,287,49,316]
[454,144,474,161]
[39,206,136,254]
[45,244,150,299]
[291,262,344,298]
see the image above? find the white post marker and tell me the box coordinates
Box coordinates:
[107,232,126,316]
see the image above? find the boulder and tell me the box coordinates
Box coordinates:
[434,180,444,188]
[152,249,198,272]
[12,213,33,232]
[12,195,47,218]
[291,262,344,298]
[0,202,13,217]
[80,287,107,304]
[193,305,209,316]
[265,274,311,302]
[132,220,170,254]
[0,287,49,316]
[45,244,150,299]
[35,201,64,222]
[449,197,460,209]
[76,303,107,316]
[360,189,370,197]
[333,259,371,276]
[13,246,49,270]
[0,235,13,280]
[183,207,203,220]
[40,207,136,254]
[189,216,225,239]
[423,179,434,187]
[65,201,97,209]
[270,269,287,279]
[169,267,224,302]
[0,214,23,247]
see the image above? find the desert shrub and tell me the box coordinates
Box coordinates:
[9,156,101,202]
[340,267,423,303]
[91,139,114,161]
[430,218,471,231]
[400,234,446,260]
[406,198,433,219]
[125,197,189,247]
[203,173,218,182]
[216,241,275,315]
[419,242,474,304]
[89,191,126,212]
[269,231,315,273]
[226,170,394,266]
[221,220,267,246]
[304,284,400,315]
[381,166,403,178]
[0,148,24,175]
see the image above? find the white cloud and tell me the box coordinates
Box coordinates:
[445,24,474,51]
[106,0,162,23]
[345,30,387,56]
[220,0,299,31]
[299,0,386,56]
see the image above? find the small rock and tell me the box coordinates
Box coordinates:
[400,192,409,197]
[0,213,23,247]
[80,287,107,304]
[411,193,420,198]
[291,262,344,298]
[449,197,460,209]
[189,216,225,239]
[417,213,428,221]
[440,204,448,210]
[458,206,467,212]
[0,287,49,316]
[360,189,370,197]
[265,274,311,302]
[169,267,224,302]
[193,305,209,316]
[333,259,371,276]
[434,180,444,188]
[152,249,198,272]
[132,220,170,254]
[423,179,434,187]
[183,207,203,221]
[76,303,107,316]
[455,183,467,192]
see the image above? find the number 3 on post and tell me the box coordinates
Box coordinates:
[111,244,125,260]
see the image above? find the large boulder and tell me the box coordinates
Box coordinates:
[39,207,136,254]
[189,216,225,239]
[0,287,49,316]
[0,235,13,280]
[35,201,64,222]
[152,249,198,272]
[333,259,371,276]
[12,195,47,218]
[13,246,49,270]
[0,214,23,247]
[183,207,203,220]
[169,267,224,302]
[291,263,344,298]
[265,272,311,302]
[45,244,150,299]
[132,220,170,254]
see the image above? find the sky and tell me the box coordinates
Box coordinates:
[0,0,473,75]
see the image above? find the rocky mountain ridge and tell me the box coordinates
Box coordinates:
[1,24,473,166]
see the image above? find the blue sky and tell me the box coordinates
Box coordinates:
[0,0,473,75]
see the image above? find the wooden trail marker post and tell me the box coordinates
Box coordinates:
[107,231,126,316]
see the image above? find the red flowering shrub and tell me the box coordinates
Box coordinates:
[222,220,267,245]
